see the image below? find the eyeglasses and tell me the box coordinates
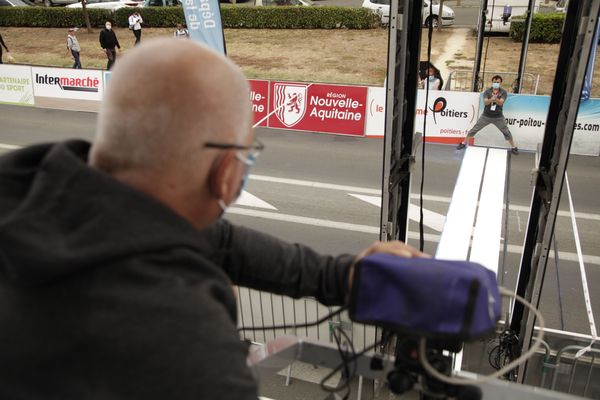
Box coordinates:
[204,139,265,166]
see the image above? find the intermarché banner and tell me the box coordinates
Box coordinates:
[31,67,103,101]
[0,65,34,106]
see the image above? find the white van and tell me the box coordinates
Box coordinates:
[484,0,540,33]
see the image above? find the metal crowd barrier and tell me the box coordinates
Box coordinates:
[445,69,540,94]
[237,287,377,353]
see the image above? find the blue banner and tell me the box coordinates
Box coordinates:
[581,17,599,102]
[182,0,226,54]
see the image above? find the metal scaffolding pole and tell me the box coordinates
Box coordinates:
[515,0,536,93]
[380,0,422,243]
[471,0,488,92]
[509,0,600,383]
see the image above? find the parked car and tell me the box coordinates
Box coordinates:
[141,0,299,6]
[66,0,141,10]
[261,0,313,5]
[42,0,78,7]
[0,0,34,6]
[362,0,454,27]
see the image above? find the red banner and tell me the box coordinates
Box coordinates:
[249,79,269,127]
[268,82,367,136]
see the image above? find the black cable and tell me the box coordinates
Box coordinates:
[481,0,496,89]
[320,331,393,398]
[319,325,357,398]
[237,306,346,332]
[419,0,435,252]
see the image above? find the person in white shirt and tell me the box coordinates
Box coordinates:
[66,27,82,69]
[128,12,143,45]
[174,23,189,39]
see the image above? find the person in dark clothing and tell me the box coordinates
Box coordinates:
[0,32,10,64]
[457,75,519,154]
[0,38,425,400]
[99,21,120,70]
[419,61,443,90]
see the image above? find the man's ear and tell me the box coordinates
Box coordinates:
[208,151,237,200]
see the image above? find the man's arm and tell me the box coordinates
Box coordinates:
[495,90,507,106]
[482,89,493,105]
[201,219,426,306]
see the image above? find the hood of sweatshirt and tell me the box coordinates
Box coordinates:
[0,140,209,287]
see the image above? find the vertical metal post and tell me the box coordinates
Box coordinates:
[472,0,489,92]
[379,0,422,243]
[509,0,600,383]
[515,0,536,93]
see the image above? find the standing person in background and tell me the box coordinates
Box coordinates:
[128,11,143,45]
[66,27,82,69]
[99,21,120,70]
[419,61,443,90]
[0,32,10,64]
[456,75,519,154]
[174,23,189,39]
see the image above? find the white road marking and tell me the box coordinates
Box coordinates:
[227,207,380,234]
[0,143,21,150]
[249,174,381,195]
[347,193,381,207]
[227,207,600,266]
[2,142,600,221]
[235,190,277,210]
[348,193,446,232]
[249,172,600,222]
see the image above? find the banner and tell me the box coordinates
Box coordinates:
[474,94,600,156]
[572,99,600,156]
[182,0,225,54]
[365,89,480,142]
[32,67,103,101]
[249,79,269,127]
[414,90,480,144]
[474,94,549,149]
[268,82,367,136]
[0,65,34,106]
[365,87,386,137]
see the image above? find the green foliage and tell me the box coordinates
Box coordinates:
[510,12,565,44]
[221,5,380,29]
[0,6,111,27]
[0,5,379,29]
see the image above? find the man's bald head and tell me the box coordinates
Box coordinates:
[90,38,252,176]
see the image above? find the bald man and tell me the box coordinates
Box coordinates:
[0,38,426,399]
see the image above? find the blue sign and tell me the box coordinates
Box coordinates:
[182,0,226,54]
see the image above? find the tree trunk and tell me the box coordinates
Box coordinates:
[437,0,444,31]
[81,0,92,33]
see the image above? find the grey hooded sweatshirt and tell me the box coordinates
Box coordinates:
[0,140,354,399]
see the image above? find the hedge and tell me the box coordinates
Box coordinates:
[0,6,111,27]
[0,5,380,29]
[510,12,565,43]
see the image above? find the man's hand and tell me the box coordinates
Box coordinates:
[348,241,431,289]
